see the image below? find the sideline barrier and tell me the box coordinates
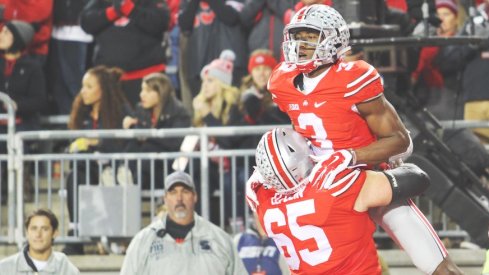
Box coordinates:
[12,126,271,245]
[2,119,486,246]
[0,92,16,244]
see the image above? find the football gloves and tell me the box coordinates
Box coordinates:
[309,149,353,190]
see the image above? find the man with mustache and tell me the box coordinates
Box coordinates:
[121,170,246,275]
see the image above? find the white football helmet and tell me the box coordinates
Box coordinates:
[255,128,314,193]
[282,4,351,73]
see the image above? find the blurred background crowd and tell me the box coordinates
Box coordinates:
[1,0,489,267]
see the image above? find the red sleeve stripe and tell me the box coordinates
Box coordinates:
[347,65,375,88]
[330,169,361,197]
[344,74,380,98]
[264,130,296,190]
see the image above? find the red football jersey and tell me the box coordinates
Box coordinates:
[268,60,383,153]
[254,169,380,275]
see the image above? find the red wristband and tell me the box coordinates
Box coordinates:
[120,0,135,17]
[105,6,120,21]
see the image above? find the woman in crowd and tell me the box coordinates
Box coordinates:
[239,49,289,129]
[411,0,466,120]
[0,20,46,132]
[193,50,241,130]
[123,72,191,190]
[64,65,131,255]
[192,50,243,225]
[0,20,47,203]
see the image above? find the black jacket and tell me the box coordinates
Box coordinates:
[240,0,293,61]
[125,95,191,153]
[54,0,90,25]
[81,0,170,71]
[179,0,248,91]
[0,55,46,130]
[433,5,489,103]
[76,103,133,153]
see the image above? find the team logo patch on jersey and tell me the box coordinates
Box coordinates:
[149,239,165,259]
[288,104,299,111]
[199,240,212,253]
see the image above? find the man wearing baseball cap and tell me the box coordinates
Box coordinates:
[121,171,246,275]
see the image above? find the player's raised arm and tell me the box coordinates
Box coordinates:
[355,95,411,165]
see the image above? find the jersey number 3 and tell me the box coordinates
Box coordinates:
[263,199,332,270]
[298,113,333,149]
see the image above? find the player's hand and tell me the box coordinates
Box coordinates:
[308,149,352,189]
[245,169,264,212]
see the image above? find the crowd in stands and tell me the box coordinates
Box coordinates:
[0,0,489,272]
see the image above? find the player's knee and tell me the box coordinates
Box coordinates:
[432,256,463,275]
[385,163,431,203]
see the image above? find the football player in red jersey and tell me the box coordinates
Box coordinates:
[266,4,462,275]
[246,128,431,275]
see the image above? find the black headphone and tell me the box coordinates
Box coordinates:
[156,229,166,238]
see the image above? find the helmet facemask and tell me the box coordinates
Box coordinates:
[283,27,338,72]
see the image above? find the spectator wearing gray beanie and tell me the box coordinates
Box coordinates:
[0,19,46,203]
[0,20,35,53]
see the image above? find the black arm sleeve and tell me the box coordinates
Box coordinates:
[265,0,294,20]
[129,0,170,36]
[16,62,47,115]
[178,0,200,33]
[80,0,113,35]
[435,44,477,75]
[239,0,266,29]
[206,0,240,26]
[383,163,431,203]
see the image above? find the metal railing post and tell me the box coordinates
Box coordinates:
[200,132,210,220]
[14,134,23,248]
[0,93,16,244]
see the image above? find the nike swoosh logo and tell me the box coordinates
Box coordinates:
[331,155,340,163]
[314,101,327,108]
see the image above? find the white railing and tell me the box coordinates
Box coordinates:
[0,92,16,244]
[12,126,276,245]
[2,105,488,246]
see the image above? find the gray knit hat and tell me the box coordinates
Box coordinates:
[200,49,235,85]
[5,20,35,52]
